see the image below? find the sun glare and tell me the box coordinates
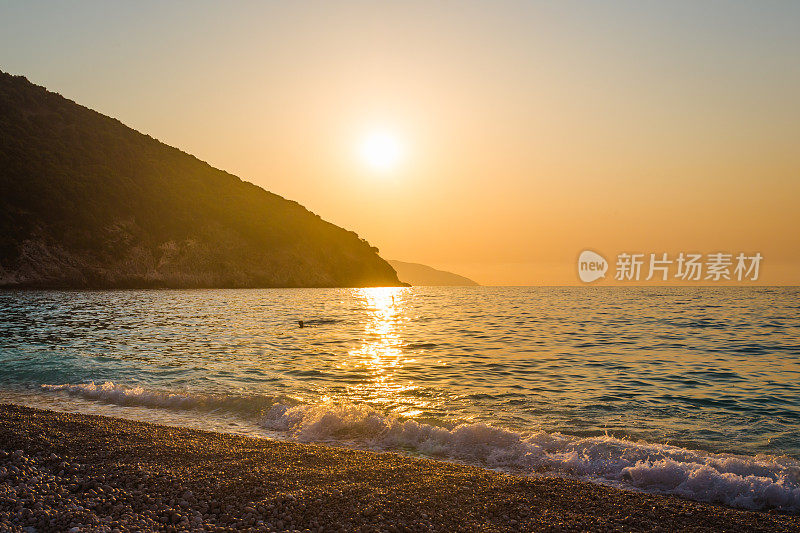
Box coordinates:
[358,131,403,173]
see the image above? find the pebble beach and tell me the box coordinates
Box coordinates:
[1,404,798,532]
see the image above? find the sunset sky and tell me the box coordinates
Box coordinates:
[1,1,798,285]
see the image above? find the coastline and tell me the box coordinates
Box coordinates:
[1,404,797,532]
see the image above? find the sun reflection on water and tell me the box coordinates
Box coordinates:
[340,287,428,418]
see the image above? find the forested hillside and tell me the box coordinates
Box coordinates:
[0,71,402,288]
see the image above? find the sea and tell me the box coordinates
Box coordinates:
[0,287,798,512]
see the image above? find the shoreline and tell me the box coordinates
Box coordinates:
[1,404,798,532]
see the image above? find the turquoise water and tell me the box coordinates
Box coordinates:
[1,287,799,511]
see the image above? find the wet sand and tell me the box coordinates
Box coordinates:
[0,404,797,532]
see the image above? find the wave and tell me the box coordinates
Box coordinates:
[300,318,345,326]
[41,381,800,513]
[401,342,439,350]
[41,382,298,417]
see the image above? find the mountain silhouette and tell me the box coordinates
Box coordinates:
[0,71,403,288]
[388,260,479,286]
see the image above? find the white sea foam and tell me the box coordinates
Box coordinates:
[41,381,292,416]
[42,382,800,513]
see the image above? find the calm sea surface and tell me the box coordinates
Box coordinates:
[1,287,799,511]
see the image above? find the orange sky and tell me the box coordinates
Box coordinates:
[1,2,798,284]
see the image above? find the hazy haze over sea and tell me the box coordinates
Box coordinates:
[1,287,798,511]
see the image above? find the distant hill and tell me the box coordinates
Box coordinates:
[388,260,479,286]
[0,71,403,288]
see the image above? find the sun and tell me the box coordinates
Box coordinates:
[358,131,404,172]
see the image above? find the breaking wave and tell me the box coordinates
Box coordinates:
[41,381,298,417]
[42,381,800,513]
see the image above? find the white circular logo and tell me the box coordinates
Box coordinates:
[578,250,608,283]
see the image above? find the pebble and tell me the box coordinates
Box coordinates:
[1,404,798,532]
